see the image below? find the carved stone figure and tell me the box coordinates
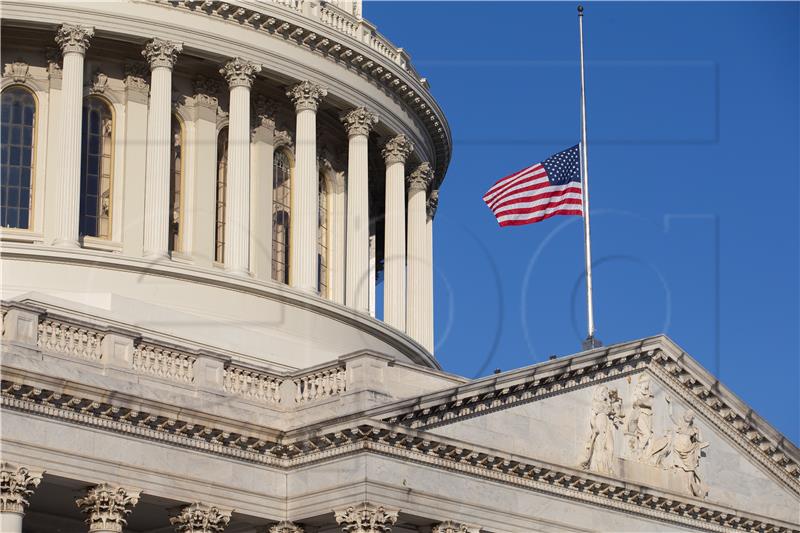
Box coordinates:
[666,396,710,498]
[334,502,398,533]
[578,385,623,475]
[625,374,654,460]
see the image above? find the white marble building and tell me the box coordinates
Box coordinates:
[0,1,798,532]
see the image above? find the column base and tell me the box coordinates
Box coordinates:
[52,238,80,248]
[143,251,170,262]
[225,267,252,278]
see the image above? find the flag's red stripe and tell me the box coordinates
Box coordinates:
[483,165,545,202]
[496,197,583,217]
[487,175,553,209]
[483,163,543,198]
[498,209,582,226]
[491,185,582,212]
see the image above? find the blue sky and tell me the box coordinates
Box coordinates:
[369,2,799,443]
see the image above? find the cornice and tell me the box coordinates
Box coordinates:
[2,379,797,533]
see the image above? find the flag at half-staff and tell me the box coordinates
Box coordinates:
[483,144,583,227]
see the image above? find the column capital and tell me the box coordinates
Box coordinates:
[170,502,232,532]
[143,38,183,70]
[269,520,304,533]
[76,483,140,533]
[426,189,439,220]
[341,107,379,138]
[407,162,434,191]
[220,57,262,89]
[287,80,327,112]
[431,521,481,533]
[55,23,94,55]
[381,134,414,165]
[0,462,44,515]
[334,503,399,533]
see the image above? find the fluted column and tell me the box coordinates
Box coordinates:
[341,107,378,312]
[76,483,140,533]
[425,189,439,352]
[407,162,434,350]
[0,463,43,533]
[287,81,327,292]
[381,135,414,330]
[220,58,261,274]
[169,502,232,532]
[334,503,398,532]
[142,38,183,258]
[52,24,93,247]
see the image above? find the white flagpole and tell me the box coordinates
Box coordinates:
[578,5,599,349]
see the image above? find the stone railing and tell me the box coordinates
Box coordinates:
[293,365,347,404]
[132,343,195,384]
[37,318,104,361]
[223,365,283,405]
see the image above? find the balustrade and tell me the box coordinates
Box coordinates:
[293,366,347,404]
[37,319,104,361]
[223,366,282,404]
[131,343,195,384]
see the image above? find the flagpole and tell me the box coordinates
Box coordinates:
[578,5,600,349]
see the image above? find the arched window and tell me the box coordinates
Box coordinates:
[1,86,36,229]
[215,126,228,263]
[169,114,184,253]
[318,172,329,298]
[79,96,113,239]
[272,149,291,284]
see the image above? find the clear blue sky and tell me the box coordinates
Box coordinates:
[369,2,799,443]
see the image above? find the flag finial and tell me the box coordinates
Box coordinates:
[577,5,584,15]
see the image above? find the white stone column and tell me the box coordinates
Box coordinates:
[341,107,378,312]
[220,58,261,275]
[0,462,43,533]
[251,95,276,281]
[381,135,414,331]
[286,81,327,292]
[76,483,140,533]
[169,502,232,532]
[334,503,399,532]
[52,24,93,247]
[142,38,183,259]
[425,189,439,353]
[406,162,434,350]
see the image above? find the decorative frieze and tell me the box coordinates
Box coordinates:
[340,107,378,137]
[76,483,140,533]
[170,502,232,532]
[286,80,327,112]
[578,385,623,475]
[381,134,414,165]
[132,343,195,384]
[407,162,434,191]
[293,366,347,404]
[334,503,398,533]
[3,61,30,83]
[37,318,104,361]
[269,521,304,533]
[0,463,43,514]
[142,38,183,69]
[55,23,94,55]
[220,57,261,88]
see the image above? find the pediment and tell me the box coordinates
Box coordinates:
[376,336,800,526]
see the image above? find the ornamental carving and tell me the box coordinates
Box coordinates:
[90,70,109,94]
[253,93,277,128]
[334,503,398,533]
[193,75,220,107]
[273,130,293,150]
[381,134,414,164]
[286,81,327,112]
[427,189,439,220]
[431,521,480,533]
[170,502,232,532]
[340,107,378,137]
[578,385,623,475]
[123,61,149,91]
[4,61,30,83]
[269,520,304,533]
[0,462,43,514]
[142,38,183,70]
[624,373,654,460]
[220,57,261,88]
[45,47,62,80]
[76,483,140,533]
[55,24,94,55]
[407,162,434,191]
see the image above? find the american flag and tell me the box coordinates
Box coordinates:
[483,144,584,227]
